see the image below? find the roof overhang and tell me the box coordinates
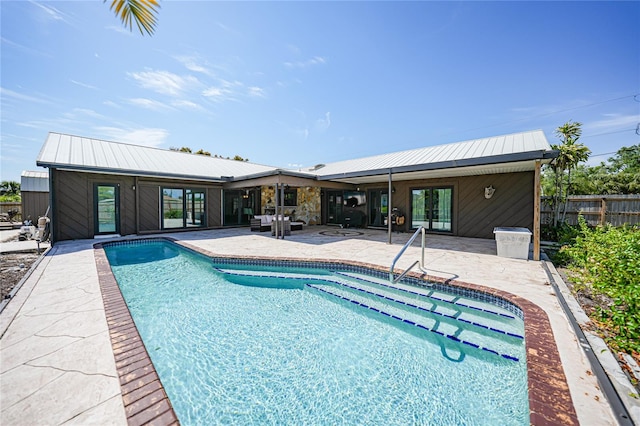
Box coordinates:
[318,152,557,185]
[36,162,228,184]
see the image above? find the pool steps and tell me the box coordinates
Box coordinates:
[312,276,524,342]
[214,267,523,362]
[306,283,519,362]
[303,280,523,362]
[333,271,517,320]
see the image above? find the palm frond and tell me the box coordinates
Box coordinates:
[106,0,160,36]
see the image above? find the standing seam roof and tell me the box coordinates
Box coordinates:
[37,132,278,181]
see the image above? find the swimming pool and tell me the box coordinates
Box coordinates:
[104,239,529,425]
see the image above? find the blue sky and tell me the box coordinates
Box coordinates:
[1,1,638,182]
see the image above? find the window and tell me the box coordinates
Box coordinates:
[284,189,297,206]
[162,187,206,229]
[94,184,119,234]
[411,187,452,232]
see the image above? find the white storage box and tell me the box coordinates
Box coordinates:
[493,227,532,260]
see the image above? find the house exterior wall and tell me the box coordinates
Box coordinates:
[456,172,533,238]
[357,171,534,239]
[51,169,136,242]
[51,170,223,242]
[49,168,534,242]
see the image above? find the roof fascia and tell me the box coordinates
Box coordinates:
[225,168,318,182]
[36,162,228,184]
[316,150,558,181]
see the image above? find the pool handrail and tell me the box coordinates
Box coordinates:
[389,225,425,283]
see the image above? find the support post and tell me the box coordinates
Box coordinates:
[533,160,541,261]
[280,183,285,239]
[388,169,392,244]
[274,183,279,238]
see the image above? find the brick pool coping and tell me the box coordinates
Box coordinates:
[94,237,579,426]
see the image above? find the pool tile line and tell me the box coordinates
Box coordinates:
[99,237,579,426]
[94,243,180,426]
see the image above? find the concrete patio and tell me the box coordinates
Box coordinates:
[0,226,629,425]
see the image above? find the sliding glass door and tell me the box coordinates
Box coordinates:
[411,187,452,232]
[223,189,258,226]
[162,187,206,229]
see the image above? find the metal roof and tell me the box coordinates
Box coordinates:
[312,130,556,184]
[20,170,49,192]
[36,130,556,185]
[36,133,279,182]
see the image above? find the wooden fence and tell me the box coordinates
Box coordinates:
[541,195,640,227]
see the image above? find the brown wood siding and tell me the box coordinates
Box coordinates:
[53,169,91,241]
[208,187,222,227]
[138,185,160,231]
[457,172,534,238]
[367,172,534,239]
[53,170,136,241]
[52,172,224,241]
[21,192,49,222]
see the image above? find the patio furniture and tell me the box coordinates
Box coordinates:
[341,210,366,228]
[271,218,291,236]
[251,215,280,232]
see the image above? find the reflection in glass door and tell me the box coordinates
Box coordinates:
[186,189,206,227]
[223,189,258,226]
[368,189,388,227]
[326,191,342,225]
[95,184,119,234]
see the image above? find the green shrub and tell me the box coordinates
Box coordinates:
[165,209,183,219]
[560,217,640,355]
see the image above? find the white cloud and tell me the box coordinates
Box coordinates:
[31,1,68,22]
[95,127,169,147]
[175,55,213,76]
[171,99,204,111]
[314,112,331,132]
[70,79,98,90]
[105,25,133,36]
[103,100,120,108]
[247,86,266,98]
[284,56,327,68]
[128,70,199,97]
[287,44,302,55]
[202,80,241,103]
[0,87,51,104]
[128,98,173,111]
[64,108,105,119]
[586,113,639,131]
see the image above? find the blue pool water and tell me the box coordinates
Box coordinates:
[105,240,529,425]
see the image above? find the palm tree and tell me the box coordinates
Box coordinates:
[106,0,160,36]
[552,121,591,225]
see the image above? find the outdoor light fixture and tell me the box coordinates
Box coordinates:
[484,185,496,199]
